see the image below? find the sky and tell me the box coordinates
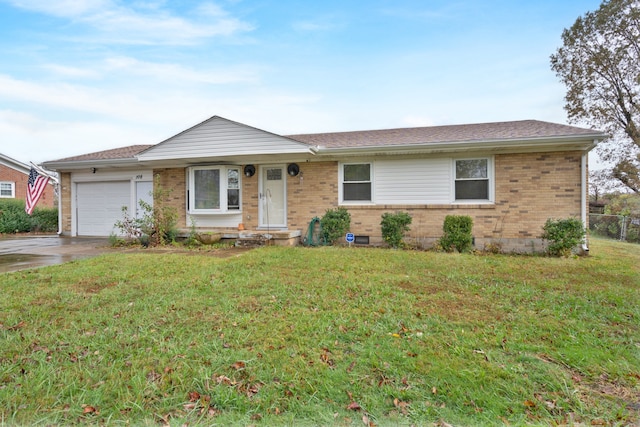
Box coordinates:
[0,0,604,165]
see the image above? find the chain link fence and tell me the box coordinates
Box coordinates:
[589,214,640,243]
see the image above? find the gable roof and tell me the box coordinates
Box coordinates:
[43,117,608,170]
[286,120,605,149]
[0,152,30,175]
[136,116,316,163]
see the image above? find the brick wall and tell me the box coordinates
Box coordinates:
[287,151,584,252]
[60,172,71,233]
[154,151,585,252]
[153,169,187,228]
[0,164,56,208]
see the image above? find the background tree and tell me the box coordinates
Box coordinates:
[589,168,631,201]
[550,0,640,193]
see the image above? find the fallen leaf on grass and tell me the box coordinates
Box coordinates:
[82,405,98,415]
[362,414,376,426]
[320,348,334,367]
[393,398,410,414]
[347,401,362,411]
[231,361,245,370]
[214,374,235,386]
[523,400,536,408]
[7,321,26,331]
[188,391,200,402]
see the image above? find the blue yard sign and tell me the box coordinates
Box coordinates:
[345,232,355,243]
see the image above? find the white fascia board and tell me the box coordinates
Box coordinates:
[42,158,141,171]
[136,146,317,162]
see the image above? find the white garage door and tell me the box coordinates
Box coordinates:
[77,181,131,236]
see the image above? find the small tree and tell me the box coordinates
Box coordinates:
[321,207,351,245]
[541,218,586,257]
[113,175,178,246]
[439,215,474,253]
[380,211,412,248]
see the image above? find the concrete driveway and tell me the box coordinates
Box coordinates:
[0,235,111,273]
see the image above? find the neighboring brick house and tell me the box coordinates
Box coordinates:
[0,153,56,209]
[43,116,607,252]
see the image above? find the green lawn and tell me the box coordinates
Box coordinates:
[1,238,639,426]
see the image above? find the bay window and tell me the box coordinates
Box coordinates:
[188,166,241,213]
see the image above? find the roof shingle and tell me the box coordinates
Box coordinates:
[286,120,602,148]
[51,145,154,162]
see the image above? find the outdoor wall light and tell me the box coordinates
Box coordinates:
[244,165,256,177]
[287,163,300,177]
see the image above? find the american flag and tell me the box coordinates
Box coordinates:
[25,167,50,215]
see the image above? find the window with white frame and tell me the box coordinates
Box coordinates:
[188,166,241,213]
[341,163,372,202]
[0,182,15,198]
[454,158,491,201]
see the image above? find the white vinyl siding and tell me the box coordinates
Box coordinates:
[0,182,15,198]
[374,158,451,204]
[138,116,313,161]
[340,157,493,205]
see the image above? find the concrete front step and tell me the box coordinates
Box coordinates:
[178,229,302,247]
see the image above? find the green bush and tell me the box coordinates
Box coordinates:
[541,217,586,257]
[321,207,351,245]
[0,199,58,234]
[439,215,474,253]
[113,175,178,246]
[30,207,59,232]
[380,211,412,248]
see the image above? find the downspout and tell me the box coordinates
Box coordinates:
[57,179,62,235]
[581,152,589,253]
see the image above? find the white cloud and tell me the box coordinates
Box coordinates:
[102,56,260,84]
[4,0,253,45]
[42,64,101,78]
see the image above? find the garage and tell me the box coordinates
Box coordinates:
[76,181,131,236]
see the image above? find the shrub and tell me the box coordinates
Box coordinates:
[0,199,58,234]
[541,218,586,257]
[439,215,474,253]
[113,175,178,246]
[30,207,59,232]
[321,207,351,245]
[380,211,412,248]
[0,199,31,233]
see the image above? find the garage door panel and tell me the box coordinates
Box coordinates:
[77,182,130,236]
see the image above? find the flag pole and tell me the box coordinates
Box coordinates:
[29,162,59,184]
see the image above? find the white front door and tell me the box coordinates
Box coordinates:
[259,165,286,228]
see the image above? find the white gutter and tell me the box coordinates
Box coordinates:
[57,181,62,235]
[581,152,589,253]
[315,134,604,157]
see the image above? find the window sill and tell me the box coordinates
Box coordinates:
[343,203,496,210]
[188,210,242,215]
